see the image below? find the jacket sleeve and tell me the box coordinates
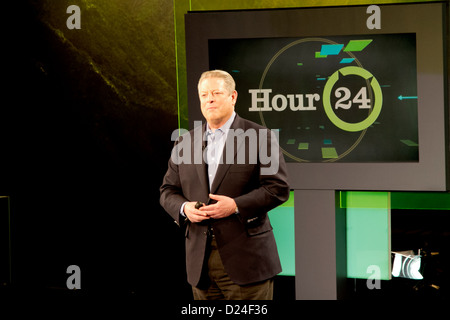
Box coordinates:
[233,128,290,222]
[159,145,189,226]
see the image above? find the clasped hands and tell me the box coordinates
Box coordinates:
[184,194,237,223]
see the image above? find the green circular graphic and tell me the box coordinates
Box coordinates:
[323,66,383,132]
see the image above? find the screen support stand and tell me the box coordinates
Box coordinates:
[294,190,347,300]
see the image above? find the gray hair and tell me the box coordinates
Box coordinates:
[197,70,236,94]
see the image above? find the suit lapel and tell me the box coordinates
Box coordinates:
[193,123,210,197]
[210,115,246,194]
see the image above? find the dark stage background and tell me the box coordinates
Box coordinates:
[2,0,191,298]
[4,1,447,303]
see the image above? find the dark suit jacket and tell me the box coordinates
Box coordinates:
[160,114,290,286]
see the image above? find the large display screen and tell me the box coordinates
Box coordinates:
[185,3,448,190]
[209,34,418,163]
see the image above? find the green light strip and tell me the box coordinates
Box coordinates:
[391,192,450,210]
[340,191,390,208]
[172,0,181,133]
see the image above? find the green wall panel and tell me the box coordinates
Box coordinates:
[269,191,295,276]
[343,192,391,280]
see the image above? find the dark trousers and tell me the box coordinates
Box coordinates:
[192,236,274,300]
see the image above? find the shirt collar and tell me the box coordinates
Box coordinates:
[206,111,236,135]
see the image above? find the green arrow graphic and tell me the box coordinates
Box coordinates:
[398,95,418,101]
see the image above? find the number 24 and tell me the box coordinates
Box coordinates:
[335,87,371,110]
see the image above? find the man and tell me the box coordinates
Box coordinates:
[160,70,290,300]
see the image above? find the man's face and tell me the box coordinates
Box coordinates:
[198,77,237,128]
